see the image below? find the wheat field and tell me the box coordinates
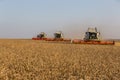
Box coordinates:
[0,39,120,80]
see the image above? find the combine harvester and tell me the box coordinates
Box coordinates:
[72,28,115,45]
[32,32,47,40]
[46,31,71,42]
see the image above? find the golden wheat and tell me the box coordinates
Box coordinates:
[0,39,119,80]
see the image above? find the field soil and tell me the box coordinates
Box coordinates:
[0,39,120,80]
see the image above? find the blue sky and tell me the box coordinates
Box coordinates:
[0,0,120,39]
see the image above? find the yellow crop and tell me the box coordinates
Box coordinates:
[0,39,119,80]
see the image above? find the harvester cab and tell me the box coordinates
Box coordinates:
[37,32,47,38]
[54,31,64,39]
[84,27,101,41]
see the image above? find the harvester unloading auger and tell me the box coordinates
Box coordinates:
[32,32,47,40]
[72,28,115,45]
[46,31,71,41]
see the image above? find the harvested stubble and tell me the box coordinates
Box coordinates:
[0,39,120,80]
